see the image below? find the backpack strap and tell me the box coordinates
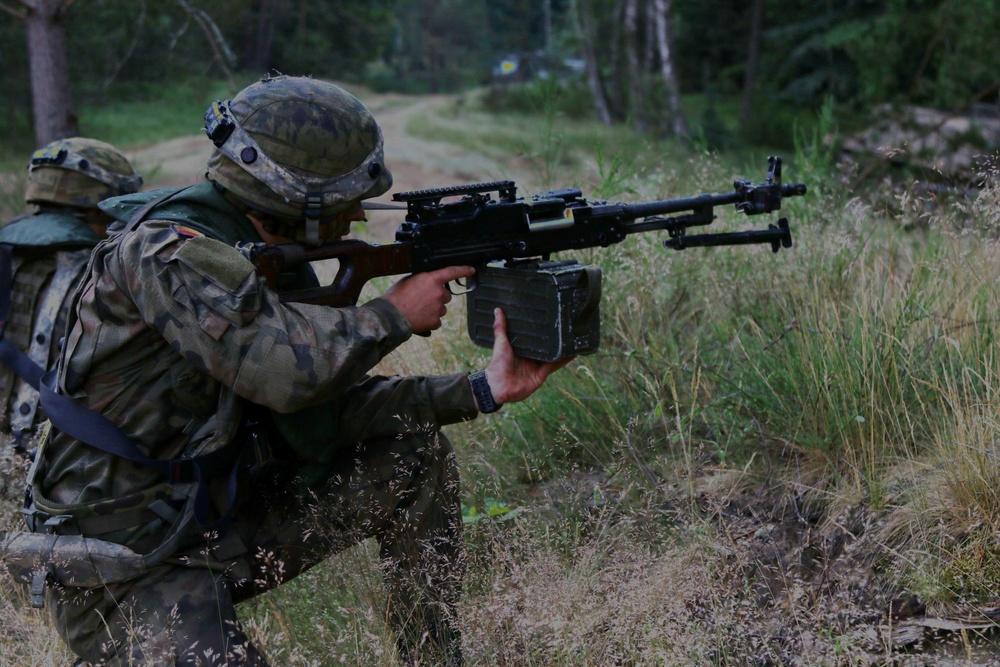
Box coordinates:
[38,370,241,531]
[124,189,181,230]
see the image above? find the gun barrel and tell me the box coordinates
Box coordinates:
[624,193,740,220]
[262,165,806,316]
[623,182,806,221]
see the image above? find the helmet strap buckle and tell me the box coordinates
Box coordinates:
[304,192,323,246]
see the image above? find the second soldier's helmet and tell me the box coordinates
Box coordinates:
[25,137,142,210]
[204,75,392,245]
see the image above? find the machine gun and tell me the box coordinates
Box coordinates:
[247,156,806,361]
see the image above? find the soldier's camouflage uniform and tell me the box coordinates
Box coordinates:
[33,182,477,665]
[0,212,101,440]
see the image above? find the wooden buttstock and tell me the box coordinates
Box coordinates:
[257,240,414,308]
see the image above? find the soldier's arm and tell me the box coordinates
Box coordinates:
[119,222,415,413]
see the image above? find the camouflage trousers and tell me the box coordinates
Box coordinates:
[48,429,464,666]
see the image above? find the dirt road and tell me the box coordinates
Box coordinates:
[127,92,535,242]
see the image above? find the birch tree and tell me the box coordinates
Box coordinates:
[739,0,764,126]
[650,0,688,137]
[573,0,613,125]
[575,0,688,137]
[623,0,647,132]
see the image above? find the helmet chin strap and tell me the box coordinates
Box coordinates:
[217,183,342,246]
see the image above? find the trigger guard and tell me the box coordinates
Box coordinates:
[449,275,477,296]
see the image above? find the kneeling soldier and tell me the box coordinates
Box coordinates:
[18,75,568,666]
[0,137,141,448]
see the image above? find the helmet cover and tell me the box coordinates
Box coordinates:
[25,137,142,210]
[205,75,392,243]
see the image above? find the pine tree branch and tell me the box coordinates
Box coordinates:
[169,0,237,88]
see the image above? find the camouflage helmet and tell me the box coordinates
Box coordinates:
[25,137,142,210]
[204,75,392,244]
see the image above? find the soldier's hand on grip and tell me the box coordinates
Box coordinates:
[383,265,476,334]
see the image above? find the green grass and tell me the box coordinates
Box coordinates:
[427,103,1000,662]
[79,77,239,149]
[342,99,1000,661]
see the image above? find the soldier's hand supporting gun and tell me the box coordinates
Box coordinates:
[381,263,574,409]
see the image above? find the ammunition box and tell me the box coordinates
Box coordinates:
[467,259,602,362]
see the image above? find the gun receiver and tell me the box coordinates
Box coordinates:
[248,156,806,361]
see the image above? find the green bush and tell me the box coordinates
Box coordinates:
[362,60,401,94]
[480,78,595,121]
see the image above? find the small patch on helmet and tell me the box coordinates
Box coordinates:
[171,224,204,239]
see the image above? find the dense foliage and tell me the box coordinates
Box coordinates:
[3,0,998,153]
[675,0,1000,108]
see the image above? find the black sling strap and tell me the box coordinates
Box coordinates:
[38,371,240,529]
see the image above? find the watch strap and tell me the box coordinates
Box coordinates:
[468,370,501,414]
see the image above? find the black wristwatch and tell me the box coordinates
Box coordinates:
[468,370,502,414]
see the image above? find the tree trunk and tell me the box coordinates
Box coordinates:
[573,0,612,126]
[542,0,551,51]
[740,0,764,126]
[650,0,688,137]
[605,0,627,122]
[251,0,275,72]
[24,0,78,147]
[623,0,646,132]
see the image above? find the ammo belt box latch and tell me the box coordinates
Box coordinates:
[466,259,602,362]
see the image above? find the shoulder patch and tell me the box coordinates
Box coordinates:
[171,224,204,239]
[173,235,255,292]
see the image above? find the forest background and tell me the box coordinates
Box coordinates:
[3,0,1000,664]
[3,0,999,154]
